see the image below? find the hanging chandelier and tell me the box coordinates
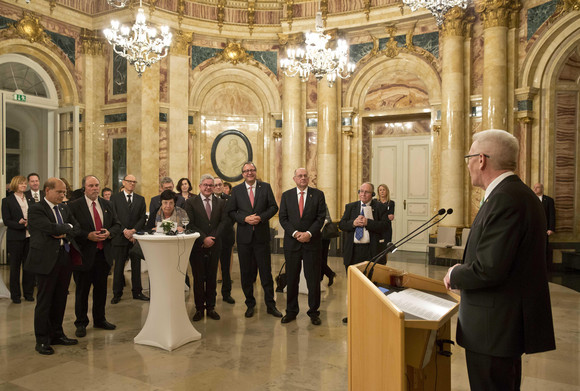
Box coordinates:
[280,12,355,87]
[106,0,129,8]
[402,0,469,26]
[103,0,172,76]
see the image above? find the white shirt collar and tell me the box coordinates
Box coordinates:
[484,171,515,201]
[123,190,133,197]
[296,187,308,196]
[245,182,256,190]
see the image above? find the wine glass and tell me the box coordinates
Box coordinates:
[181,217,189,232]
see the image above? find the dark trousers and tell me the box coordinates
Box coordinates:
[190,248,219,311]
[345,243,371,272]
[237,239,276,309]
[320,239,334,279]
[7,238,35,300]
[219,239,234,297]
[465,350,522,391]
[285,245,321,317]
[112,243,142,297]
[34,248,72,344]
[73,250,111,327]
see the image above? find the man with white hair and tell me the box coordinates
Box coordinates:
[444,129,555,390]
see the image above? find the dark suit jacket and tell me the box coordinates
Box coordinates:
[1,193,34,240]
[110,191,146,246]
[227,181,278,244]
[450,175,556,357]
[24,189,45,203]
[541,195,556,232]
[339,199,388,267]
[279,187,326,251]
[184,194,228,250]
[217,193,235,246]
[145,193,186,230]
[69,196,122,270]
[24,200,81,275]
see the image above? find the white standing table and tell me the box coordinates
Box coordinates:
[134,233,200,351]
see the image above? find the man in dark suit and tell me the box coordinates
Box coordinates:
[69,175,121,338]
[24,178,81,355]
[533,183,556,236]
[339,182,387,324]
[109,174,148,303]
[185,174,228,321]
[226,162,282,318]
[445,129,556,390]
[24,173,44,203]
[213,177,235,304]
[145,176,185,230]
[279,168,326,325]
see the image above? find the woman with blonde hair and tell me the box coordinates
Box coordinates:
[376,184,395,264]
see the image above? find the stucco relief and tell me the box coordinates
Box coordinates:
[201,83,262,116]
[363,71,430,110]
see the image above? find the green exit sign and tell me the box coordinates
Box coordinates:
[13,93,26,102]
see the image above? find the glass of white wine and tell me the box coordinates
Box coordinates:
[181,217,189,232]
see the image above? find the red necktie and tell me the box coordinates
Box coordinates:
[249,186,255,207]
[299,191,304,217]
[204,198,212,220]
[92,201,103,250]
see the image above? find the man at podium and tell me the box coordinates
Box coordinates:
[444,129,555,390]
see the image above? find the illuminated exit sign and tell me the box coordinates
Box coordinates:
[13,93,26,102]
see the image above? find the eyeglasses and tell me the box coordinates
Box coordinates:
[201,183,214,187]
[124,179,138,184]
[242,169,256,174]
[464,153,490,163]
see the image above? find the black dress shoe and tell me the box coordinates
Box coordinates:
[342,317,348,324]
[111,296,121,304]
[328,272,336,287]
[192,310,204,322]
[223,296,235,304]
[267,307,283,318]
[35,343,54,355]
[51,336,78,346]
[133,293,150,301]
[75,325,87,338]
[12,298,21,304]
[207,310,221,320]
[244,307,254,318]
[24,296,35,302]
[281,314,296,324]
[310,316,322,326]
[94,321,116,330]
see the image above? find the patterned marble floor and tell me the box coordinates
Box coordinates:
[0,252,578,391]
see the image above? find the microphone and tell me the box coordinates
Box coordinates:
[365,209,452,280]
[363,208,445,276]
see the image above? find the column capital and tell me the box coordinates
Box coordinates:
[556,0,580,13]
[80,28,105,56]
[171,30,193,56]
[476,0,513,28]
[441,7,468,37]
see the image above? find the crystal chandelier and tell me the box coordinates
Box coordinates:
[103,0,172,76]
[402,0,469,26]
[107,0,129,8]
[280,12,355,87]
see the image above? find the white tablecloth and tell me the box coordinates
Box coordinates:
[134,233,200,351]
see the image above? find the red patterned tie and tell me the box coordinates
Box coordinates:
[249,186,255,207]
[299,191,304,217]
[205,198,212,220]
[92,201,103,250]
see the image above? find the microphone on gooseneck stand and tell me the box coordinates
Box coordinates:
[365,208,454,280]
[363,208,446,276]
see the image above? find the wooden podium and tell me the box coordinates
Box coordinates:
[348,262,460,391]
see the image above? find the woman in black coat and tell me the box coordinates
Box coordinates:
[1,175,35,303]
[376,184,395,265]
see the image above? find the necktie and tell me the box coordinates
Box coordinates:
[127,194,132,207]
[299,191,304,217]
[92,201,103,250]
[33,192,39,202]
[355,204,365,240]
[249,186,254,207]
[204,198,212,220]
[53,205,70,252]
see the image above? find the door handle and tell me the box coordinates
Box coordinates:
[404,200,406,210]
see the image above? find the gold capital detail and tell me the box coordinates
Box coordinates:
[248,0,256,35]
[172,30,193,56]
[476,0,512,28]
[216,42,253,65]
[177,0,185,28]
[441,7,467,37]
[383,26,399,58]
[286,0,295,31]
[556,0,580,13]
[9,12,51,44]
[273,131,282,139]
[80,28,104,56]
[217,0,226,33]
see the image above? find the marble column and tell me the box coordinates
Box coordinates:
[281,74,305,190]
[168,31,192,182]
[317,80,339,216]
[439,8,467,226]
[477,0,513,131]
[127,63,160,204]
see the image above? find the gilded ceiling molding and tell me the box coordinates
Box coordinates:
[321,0,329,27]
[217,0,226,33]
[177,0,185,28]
[383,26,399,58]
[7,11,52,44]
[248,0,256,35]
[80,28,104,56]
[49,0,57,14]
[286,0,295,31]
[278,31,305,50]
[215,41,254,65]
[171,30,193,56]
[364,0,371,21]
[441,6,467,37]
[476,0,512,29]
[555,0,580,14]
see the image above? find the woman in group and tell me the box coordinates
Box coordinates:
[376,184,395,264]
[154,190,188,230]
[176,178,194,200]
[1,175,35,303]
[222,182,232,196]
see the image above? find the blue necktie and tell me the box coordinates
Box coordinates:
[355,204,365,240]
[53,205,70,252]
